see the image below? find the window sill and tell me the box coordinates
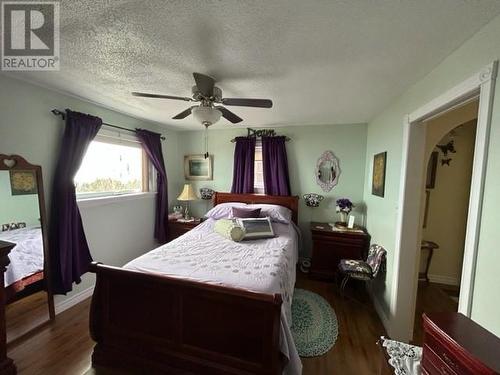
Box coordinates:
[77,192,156,208]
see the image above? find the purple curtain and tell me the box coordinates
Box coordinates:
[231,137,256,194]
[49,109,102,294]
[136,129,168,243]
[262,136,291,196]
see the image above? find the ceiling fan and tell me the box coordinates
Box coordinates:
[132,73,273,126]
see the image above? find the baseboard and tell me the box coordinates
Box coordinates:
[55,286,94,315]
[367,284,391,337]
[428,274,459,286]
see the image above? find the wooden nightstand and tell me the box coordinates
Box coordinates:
[309,222,370,280]
[167,218,201,242]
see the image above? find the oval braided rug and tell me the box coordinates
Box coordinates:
[291,288,338,357]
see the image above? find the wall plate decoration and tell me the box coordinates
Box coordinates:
[316,150,341,192]
[199,187,215,200]
[184,155,213,181]
[372,152,387,197]
[9,170,37,195]
[303,193,324,207]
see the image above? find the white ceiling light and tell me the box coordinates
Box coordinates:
[192,106,222,127]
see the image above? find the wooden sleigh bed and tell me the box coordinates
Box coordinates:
[89,192,299,375]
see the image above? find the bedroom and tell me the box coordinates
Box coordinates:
[1,1,500,374]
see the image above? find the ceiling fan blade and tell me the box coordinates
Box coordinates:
[221,98,273,108]
[216,106,243,124]
[172,106,195,120]
[132,92,192,102]
[193,72,215,97]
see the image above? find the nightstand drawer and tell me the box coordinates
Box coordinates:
[309,222,369,280]
[422,345,458,375]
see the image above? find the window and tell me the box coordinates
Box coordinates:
[75,131,149,199]
[254,141,265,194]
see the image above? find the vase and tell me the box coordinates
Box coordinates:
[339,211,348,224]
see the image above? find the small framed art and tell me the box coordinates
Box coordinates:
[372,152,387,197]
[9,170,37,195]
[184,155,213,181]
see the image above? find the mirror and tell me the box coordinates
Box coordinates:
[316,150,341,192]
[0,154,54,344]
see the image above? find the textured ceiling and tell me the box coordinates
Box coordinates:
[4,0,500,130]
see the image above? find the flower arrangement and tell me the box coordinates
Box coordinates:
[336,198,354,213]
[336,198,354,224]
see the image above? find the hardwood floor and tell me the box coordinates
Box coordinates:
[6,291,51,345]
[297,274,386,375]
[7,272,386,375]
[412,281,458,345]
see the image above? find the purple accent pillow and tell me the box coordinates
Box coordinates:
[231,207,262,219]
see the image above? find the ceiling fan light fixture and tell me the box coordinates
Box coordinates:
[192,106,222,126]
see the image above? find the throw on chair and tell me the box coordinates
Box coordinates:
[338,244,387,296]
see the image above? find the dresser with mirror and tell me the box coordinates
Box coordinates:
[0,154,55,374]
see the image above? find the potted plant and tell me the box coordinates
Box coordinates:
[336,198,354,225]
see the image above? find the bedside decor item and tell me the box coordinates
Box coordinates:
[303,193,324,207]
[316,151,341,192]
[372,151,387,197]
[199,187,215,200]
[177,183,198,219]
[336,198,354,224]
[184,154,213,181]
[291,289,338,357]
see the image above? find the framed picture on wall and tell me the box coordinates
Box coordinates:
[184,155,213,181]
[426,151,439,189]
[9,170,37,195]
[372,152,387,197]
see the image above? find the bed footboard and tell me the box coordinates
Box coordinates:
[89,262,283,375]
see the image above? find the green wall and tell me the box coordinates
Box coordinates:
[178,124,367,256]
[0,74,182,305]
[363,13,500,337]
[0,171,40,227]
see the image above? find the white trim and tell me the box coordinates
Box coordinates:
[391,61,498,341]
[458,68,496,314]
[428,274,460,286]
[368,285,391,334]
[55,286,94,315]
[77,191,156,208]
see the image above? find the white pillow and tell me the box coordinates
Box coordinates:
[205,202,247,220]
[247,204,292,224]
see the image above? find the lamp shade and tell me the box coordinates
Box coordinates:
[177,183,198,201]
[192,106,222,126]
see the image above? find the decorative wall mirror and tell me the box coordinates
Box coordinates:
[316,150,341,192]
[0,154,54,345]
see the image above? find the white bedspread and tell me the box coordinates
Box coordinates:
[0,227,44,287]
[125,218,302,375]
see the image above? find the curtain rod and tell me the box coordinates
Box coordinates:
[230,128,291,143]
[51,109,166,141]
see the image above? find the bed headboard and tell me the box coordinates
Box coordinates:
[212,192,299,224]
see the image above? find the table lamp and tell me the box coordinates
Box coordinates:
[177,183,198,219]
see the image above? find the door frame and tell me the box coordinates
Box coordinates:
[390,61,498,341]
